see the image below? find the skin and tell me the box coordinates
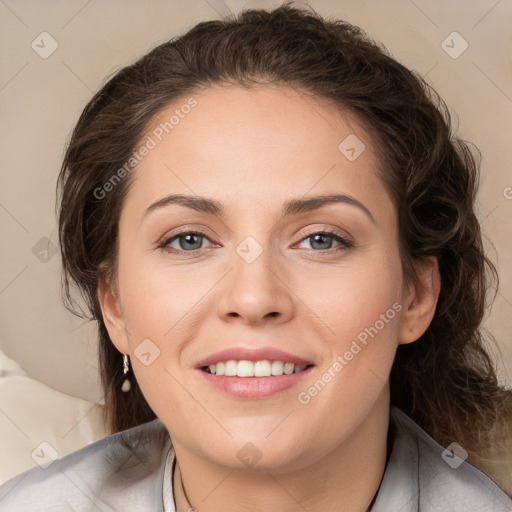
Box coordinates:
[99,85,440,512]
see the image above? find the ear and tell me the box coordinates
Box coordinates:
[97,276,130,354]
[398,256,441,345]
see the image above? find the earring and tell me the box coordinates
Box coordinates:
[121,354,131,392]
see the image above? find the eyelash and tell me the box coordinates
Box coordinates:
[157,228,354,256]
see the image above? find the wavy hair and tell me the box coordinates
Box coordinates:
[57,1,511,488]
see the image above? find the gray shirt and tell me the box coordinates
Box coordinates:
[1,406,510,511]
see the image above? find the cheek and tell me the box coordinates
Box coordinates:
[300,252,402,345]
[291,265,402,443]
[115,250,218,401]
[294,251,403,403]
[117,250,206,339]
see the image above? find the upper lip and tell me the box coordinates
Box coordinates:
[196,347,315,368]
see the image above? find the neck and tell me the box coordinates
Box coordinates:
[172,393,390,512]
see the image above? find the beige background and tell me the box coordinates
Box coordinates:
[0,0,511,405]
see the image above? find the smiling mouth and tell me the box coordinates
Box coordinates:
[201,359,314,377]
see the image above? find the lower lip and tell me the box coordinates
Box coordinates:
[196,366,315,399]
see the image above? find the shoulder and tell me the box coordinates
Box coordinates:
[372,406,512,511]
[0,418,171,511]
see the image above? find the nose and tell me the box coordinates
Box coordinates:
[216,241,295,326]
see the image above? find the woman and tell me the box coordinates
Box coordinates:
[1,3,510,510]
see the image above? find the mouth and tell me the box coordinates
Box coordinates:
[201,360,315,377]
[195,347,316,398]
[197,361,315,399]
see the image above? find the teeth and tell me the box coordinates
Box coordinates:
[271,361,283,375]
[254,360,271,377]
[204,360,309,377]
[225,360,237,376]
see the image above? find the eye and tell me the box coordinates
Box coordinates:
[160,231,214,254]
[158,229,353,255]
[295,230,353,251]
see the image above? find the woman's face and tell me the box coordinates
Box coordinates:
[101,85,432,471]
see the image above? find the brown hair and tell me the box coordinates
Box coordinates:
[57,1,511,481]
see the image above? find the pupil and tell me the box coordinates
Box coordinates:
[180,234,202,250]
[311,234,331,250]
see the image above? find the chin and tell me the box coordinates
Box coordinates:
[199,436,312,473]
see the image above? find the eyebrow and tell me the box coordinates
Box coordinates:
[142,193,376,224]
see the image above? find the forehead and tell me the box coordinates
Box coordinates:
[124,85,394,223]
